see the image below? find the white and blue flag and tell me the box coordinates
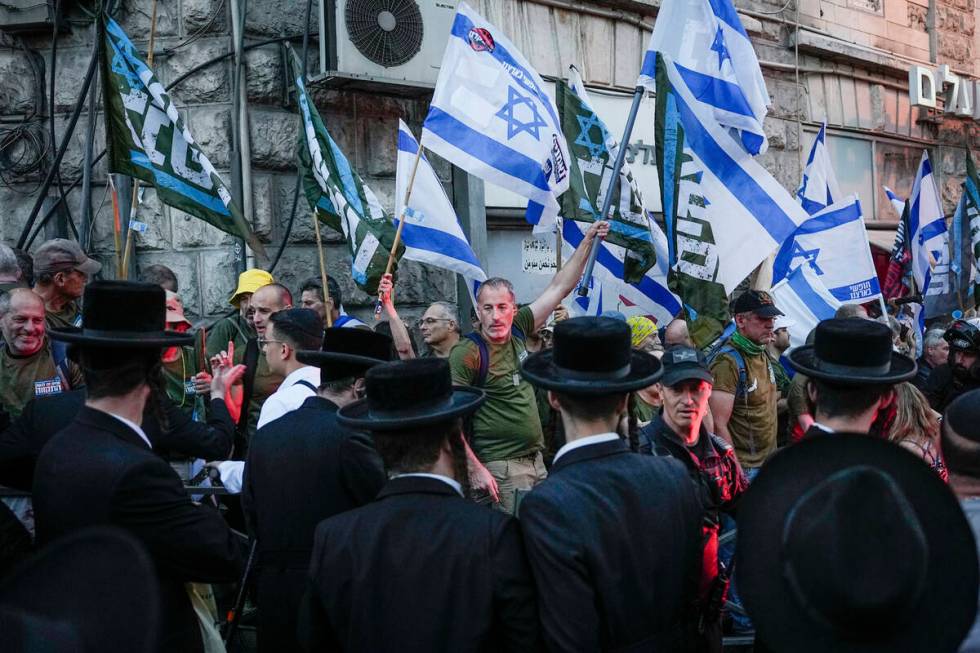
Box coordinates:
[639,0,770,154]
[422,2,568,231]
[796,123,841,215]
[770,264,842,349]
[562,218,680,326]
[884,186,906,219]
[395,120,487,286]
[772,195,882,304]
[908,151,948,295]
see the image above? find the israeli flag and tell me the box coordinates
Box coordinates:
[772,195,882,304]
[797,123,841,215]
[562,218,680,326]
[395,121,487,286]
[884,186,906,219]
[770,264,842,349]
[422,2,568,231]
[908,151,948,294]
[639,0,770,154]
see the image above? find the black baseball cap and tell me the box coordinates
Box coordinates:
[731,290,783,318]
[660,345,713,387]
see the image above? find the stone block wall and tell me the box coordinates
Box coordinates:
[0,0,457,328]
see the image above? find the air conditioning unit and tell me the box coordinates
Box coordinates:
[316,0,457,93]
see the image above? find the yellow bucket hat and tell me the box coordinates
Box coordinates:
[626,315,657,348]
[228,269,274,306]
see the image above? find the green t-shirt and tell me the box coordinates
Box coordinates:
[0,339,84,418]
[163,345,207,417]
[44,300,80,330]
[449,306,542,462]
[710,348,777,469]
[205,315,282,436]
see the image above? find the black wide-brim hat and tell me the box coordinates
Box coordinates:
[521,316,662,394]
[48,281,194,348]
[786,317,916,384]
[337,358,485,431]
[296,327,393,382]
[736,435,978,653]
[0,526,161,652]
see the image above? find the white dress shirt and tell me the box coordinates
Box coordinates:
[256,365,321,429]
[392,473,463,497]
[552,432,621,463]
[107,412,153,448]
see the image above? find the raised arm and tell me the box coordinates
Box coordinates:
[379,274,416,360]
[528,221,609,330]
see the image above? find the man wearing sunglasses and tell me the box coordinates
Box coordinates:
[31,239,101,330]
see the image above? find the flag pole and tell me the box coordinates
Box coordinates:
[108,174,124,278]
[577,85,644,296]
[121,0,158,279]
[555,217,563,272]
[313,212,333,328]
[375,139,424,318]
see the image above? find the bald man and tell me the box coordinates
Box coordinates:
[0,289,83,418]
[664,318,694,349]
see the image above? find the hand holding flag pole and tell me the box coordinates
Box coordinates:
[577,85,646,297]
[375,139,424,319]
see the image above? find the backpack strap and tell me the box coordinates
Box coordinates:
[715,345,748,401]
[292,379,317,393]
[463,332,490,388]
[49,338,72,391]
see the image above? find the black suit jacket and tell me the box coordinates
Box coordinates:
[520,438,703,652]
[0,390,234,490]
[298,475,539,653]
[241,396,386,652]
[32,407,242,653]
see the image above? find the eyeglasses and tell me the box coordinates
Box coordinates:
[257,338,284,348]
[416,318,453,327]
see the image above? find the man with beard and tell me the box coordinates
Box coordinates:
[31,281,242,653]
[299,358,539,651]
[31,239,101,329]
[922,319,980,412]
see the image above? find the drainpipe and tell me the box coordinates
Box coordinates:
[927,0,937,63]
[229,0,254,272]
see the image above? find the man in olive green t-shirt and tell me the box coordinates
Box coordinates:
[708,290,783,472]
[31,239,102,330]
[0,289,83,418]
[449,220,609,514]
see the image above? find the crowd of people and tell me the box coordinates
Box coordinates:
[1,224,980,653]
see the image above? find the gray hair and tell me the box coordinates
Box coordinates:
[428,301,461,334]
[924,328,946,350]
[475,277,516,304]
[0,244,20,281]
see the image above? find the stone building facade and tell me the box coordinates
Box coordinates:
[0,0,977,323]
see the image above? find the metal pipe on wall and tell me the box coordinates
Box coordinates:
[229,0,253,272]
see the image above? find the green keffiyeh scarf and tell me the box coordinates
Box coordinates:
[730,331,766,356]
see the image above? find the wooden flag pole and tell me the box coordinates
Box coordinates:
[375,138,424,319]
[121,0,159,278]
[313,212,333,328]
[555,218,563,271]
[108,174,124,278]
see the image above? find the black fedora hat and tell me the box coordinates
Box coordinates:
[736,435,978,653]
[337,358,485,431]
[48,281,194,348]
[0,526,161,652]
[786,317,916,384]
[296,327,393,382]
[520,316,662,394]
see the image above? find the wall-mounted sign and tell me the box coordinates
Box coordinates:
[909,64,980,119]
[521,238,558,275]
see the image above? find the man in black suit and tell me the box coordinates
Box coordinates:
[298,358,539,652]
[31,281,243,653]
[0,367,241,491]
[785,318,916,438]
[519,316,703,652]
[241,327,392,653]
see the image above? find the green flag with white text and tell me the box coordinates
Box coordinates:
[290,49,401,293]
[654,56,729,348]
[101,17,267,264]
[556,69,657,283]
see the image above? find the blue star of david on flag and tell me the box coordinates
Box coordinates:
[496,86,548,141]
[710,27,731,69]
[574,112,609,159]
[791,241,823,275]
